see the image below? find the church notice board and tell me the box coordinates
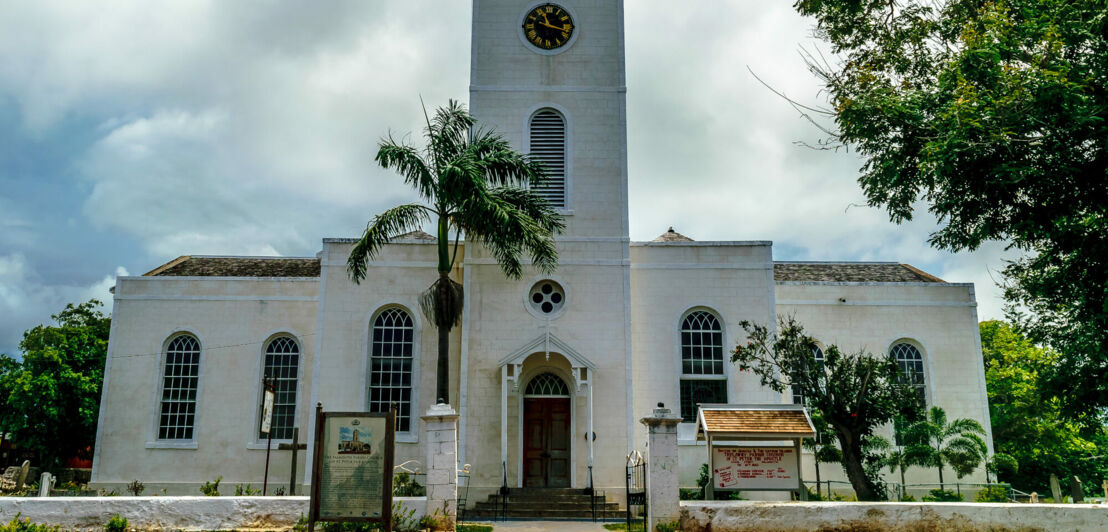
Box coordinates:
[711,445,799,491]
[308,404,395,531]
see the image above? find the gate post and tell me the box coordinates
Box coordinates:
[641,403,681,531]
[422,402,460,526]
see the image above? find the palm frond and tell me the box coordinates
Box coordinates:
[451,187,563,279]
[347,204,432,283]
[376,139,436,203]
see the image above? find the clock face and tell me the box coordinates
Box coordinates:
[522,3,575,50]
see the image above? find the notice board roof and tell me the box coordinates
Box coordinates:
[697,404,816,441]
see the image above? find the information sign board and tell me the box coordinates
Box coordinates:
[260,389,275,434]
[308,405,394,531]
[711,445,799,491]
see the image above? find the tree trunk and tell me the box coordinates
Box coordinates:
[937,459,945,491]
[814,457,822,498]
[435,272,451,405]
[900,466,906,500]
[836,432,879,501]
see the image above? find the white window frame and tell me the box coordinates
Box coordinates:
[888,339,930,410]
[366,304,421,442]
[147,330,204,449]
[676,308,728,424]
[248,332,303,449]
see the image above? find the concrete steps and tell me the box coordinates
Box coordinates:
[463,488,624,520]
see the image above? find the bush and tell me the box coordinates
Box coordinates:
[921,488,963,502]
[199,476,221,496]
[655,521,680,532]
[104,514,128,532]
[457,525,493,532]
[899,493,917,501]
[234,483,260,496]
[974,485,1009,502]
[679,488,703,500]
[126,479,144,496]
[291,502,420,532]
[392,471,425,497]
[1,515,59,532]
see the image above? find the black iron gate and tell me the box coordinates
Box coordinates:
[625,451,647,530]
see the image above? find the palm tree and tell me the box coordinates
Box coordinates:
[904,406,988,489]
[803,409,841,498]
[348,100,565,405]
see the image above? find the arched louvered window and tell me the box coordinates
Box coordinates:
[259,336,300,440]
[369,308,415,432]
[890,342,926,411]
[529,109,566,208]
[159,334,201,440]
[679,310,726,422]
[792,345,824,406]
[524,372,570,396]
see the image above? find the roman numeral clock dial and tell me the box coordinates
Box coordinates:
[522,3,574,50]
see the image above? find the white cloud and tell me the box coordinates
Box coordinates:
[0,253,126,356]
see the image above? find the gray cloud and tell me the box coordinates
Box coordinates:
[0,1,1013,355]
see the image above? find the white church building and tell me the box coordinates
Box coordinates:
[91,0,993,500]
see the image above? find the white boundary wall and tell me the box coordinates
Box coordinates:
[0,496,427,531]
[681,501,1108,532]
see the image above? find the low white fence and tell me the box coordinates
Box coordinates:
[680,500,1108,532]
[0,496,427,531]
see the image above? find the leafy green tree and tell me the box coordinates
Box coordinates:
[792,0,1108,415]
[0,300,111,471]
[980,320,1107,494]
[904,406,987,488]
[348,100,564,404]
[731,315,919,500]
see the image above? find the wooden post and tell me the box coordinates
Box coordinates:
[278,428,307,494]
[795,438,807,501]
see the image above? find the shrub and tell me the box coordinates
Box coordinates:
[974,485,1009,503]
[921,488,963,502]
[655,521,680,532]
[104,514,128,532]
[679,487,703,500]
[1,515,59,532]
[199,476,221,496]
[457,524,493,532]
[126,479,144,496]
[392,471,425,497]
[234,483,260,496]
[290,502,419,532]
[899,493,917,501]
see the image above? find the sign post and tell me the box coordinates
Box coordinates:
[261,376,275,495]
[308,403,395,532]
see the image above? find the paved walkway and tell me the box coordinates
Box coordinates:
[469,520,613,531]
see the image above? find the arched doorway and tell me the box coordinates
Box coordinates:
[522,372,571,488]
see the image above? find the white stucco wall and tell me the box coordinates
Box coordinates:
[92,276,319,494]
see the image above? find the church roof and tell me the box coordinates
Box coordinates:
[651,227,694,242]
[145,256,321,278]
[395,230,437,241]
[774,262,945,283]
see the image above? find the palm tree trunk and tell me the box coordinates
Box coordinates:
[900,466,906,500]
[937,459,944,491]
[436,271,450,405]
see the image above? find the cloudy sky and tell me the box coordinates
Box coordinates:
[0,1,1015,356]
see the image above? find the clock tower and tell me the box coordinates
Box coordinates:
[469,0,629,240]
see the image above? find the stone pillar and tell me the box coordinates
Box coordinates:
[422,402,460,526]
[641,403,681,532]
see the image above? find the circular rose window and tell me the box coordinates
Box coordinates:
[528,280,566,316]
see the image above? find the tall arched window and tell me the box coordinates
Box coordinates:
[159,334,201,440]
[679,310,726,422]
[259,335,300,440]
[369,308,415,432]
[792,345,824,406]
[890,341,926,411]
[529,109,566,208]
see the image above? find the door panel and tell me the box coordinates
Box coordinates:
[522,397,572,487]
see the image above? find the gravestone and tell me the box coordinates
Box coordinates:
[16,461,30,490]
[1049,474,1063,501]
[38,472,55,497]
[1101,479,1107,500]
[1069,476,1083,503]
[1029,492,1039,503]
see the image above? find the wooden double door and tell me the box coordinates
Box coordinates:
[522,397,571,487]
